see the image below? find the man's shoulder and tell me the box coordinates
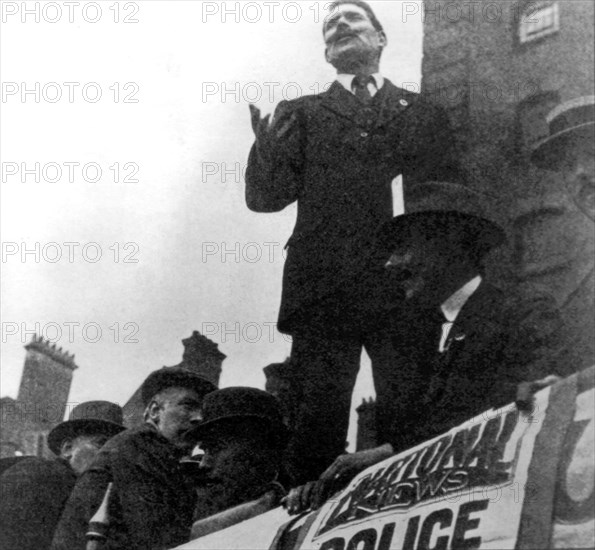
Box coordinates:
[2,456,68,476]
[101,424,149,448]
[275,79,423,106]
[1,456,75,489]
[384,80,450,117]
[384,79,420,99]
[99,424,171,461]
[275,93,323,111]
[474,281,562,331]
[502,282,560,313]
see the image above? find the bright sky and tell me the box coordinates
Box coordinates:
[0,0,423,446]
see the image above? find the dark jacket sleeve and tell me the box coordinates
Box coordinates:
[0,458,75,550]
[245,100,304,212]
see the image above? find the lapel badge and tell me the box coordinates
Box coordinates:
[454,333,466,342]
[399,99,409,107]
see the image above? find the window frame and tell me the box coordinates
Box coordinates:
[515,1,560,48]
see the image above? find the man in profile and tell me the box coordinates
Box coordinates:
[0,401,124,550]
[51,367,215,550]
[246,0,459,484]
[532,95,595,369]
[189,386,288,539]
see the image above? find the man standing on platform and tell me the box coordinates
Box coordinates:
[246,0,459,483]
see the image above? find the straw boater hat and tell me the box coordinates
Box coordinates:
[531,95,595,170]
[48,401,125,454]
[377,181,506,258]
[191,387,289,448]
[139,366,217,406]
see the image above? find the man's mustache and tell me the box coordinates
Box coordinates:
[331,31,359,44]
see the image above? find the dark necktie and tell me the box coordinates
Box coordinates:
[352,75,373,104]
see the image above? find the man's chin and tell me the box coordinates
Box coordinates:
[327,47,372,71]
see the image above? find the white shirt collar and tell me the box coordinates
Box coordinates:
[440,275,482,323]
[336,73,384,92]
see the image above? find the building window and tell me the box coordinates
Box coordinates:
[518,1,560,44]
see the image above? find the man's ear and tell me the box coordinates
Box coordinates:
[324,47,331,64]
[378,30,388,48]
[147,399,161,423]
[60,438,74,460]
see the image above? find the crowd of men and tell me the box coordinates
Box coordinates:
[1,1,593,548]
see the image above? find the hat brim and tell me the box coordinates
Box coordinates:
[48,419,125,455]
[378,211,506,256]
[192,414,289,448]
[141,369,217,406]
[531,122,595,170]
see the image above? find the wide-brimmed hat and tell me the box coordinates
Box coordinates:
[377,181,506,257]
[140,367,217,406]
[48,401,125,454]
[532,95,595,170]
[191,387,288,448]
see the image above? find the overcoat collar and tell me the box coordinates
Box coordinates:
[319,79,414,128]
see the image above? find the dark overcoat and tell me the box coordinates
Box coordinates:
[50,424,196,550]
[246,79,459,335]
[382,282,578,452]
[0,456,76,550]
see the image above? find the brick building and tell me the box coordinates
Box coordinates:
[0,335,78,458]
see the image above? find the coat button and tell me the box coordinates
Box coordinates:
[361,131,369,137]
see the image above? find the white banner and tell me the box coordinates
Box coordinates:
[174,367,595,550]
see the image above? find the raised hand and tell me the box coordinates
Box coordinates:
[249,103,298,154]
[250,104,271,138]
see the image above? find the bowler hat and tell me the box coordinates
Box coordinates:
[48,401,125,454]
[191,387,288,448]
[140,367,217,406]
[378,181,506,257]
[532,95,595,170]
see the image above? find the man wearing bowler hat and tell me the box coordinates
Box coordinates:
[191,387,288,526]
[532,95,595,368]
[0,401,124,550]
[377,182,573,446]
[285,181,575,514]
[51,367,215,550]
[246,0,460,484]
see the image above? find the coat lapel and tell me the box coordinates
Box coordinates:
[319,81,364,124]
[374,79,416,129]
[318,79,415,127]
[424,283,502,403]
[444,282,504,362]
